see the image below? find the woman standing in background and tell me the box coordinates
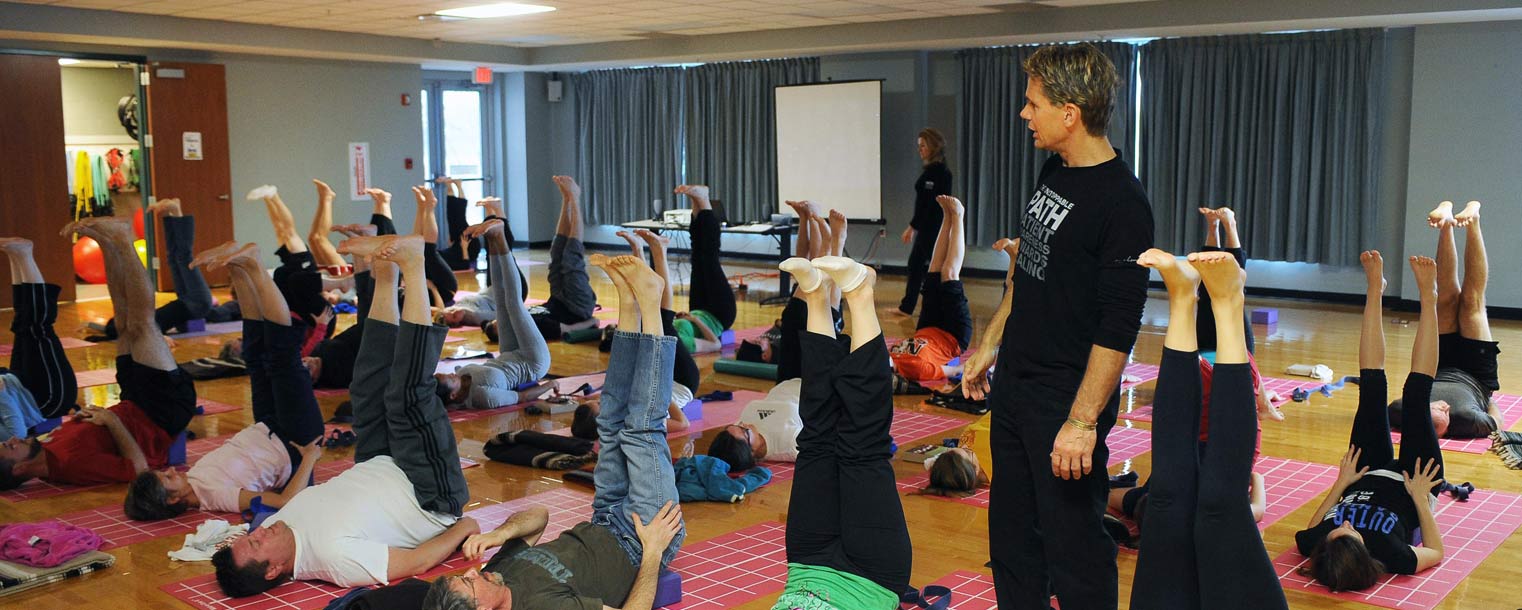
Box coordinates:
[897,128,953,316]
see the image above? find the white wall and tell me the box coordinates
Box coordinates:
[1403,20,1522,308]
[60,66,138,140]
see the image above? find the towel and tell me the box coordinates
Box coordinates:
[167,520,249,562]
[0,521,103,568]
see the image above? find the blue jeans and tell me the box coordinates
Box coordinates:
[591,331,684,567]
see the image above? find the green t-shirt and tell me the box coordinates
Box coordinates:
[770,563,898,610]
[484,522,639,610]
[672,309,725,353]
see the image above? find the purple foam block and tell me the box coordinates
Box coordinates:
[653,569,682,608]
[720,329,736,346]
[681,399,703,422]
[168,430,188,466]
[1250,308,1277,325]
[179,318,207,333]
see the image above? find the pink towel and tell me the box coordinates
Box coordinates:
[0,520,104,567]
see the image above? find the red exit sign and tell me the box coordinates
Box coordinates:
[473,67,493,84]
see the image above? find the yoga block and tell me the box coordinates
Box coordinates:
[177,318,207,333]
[168,430,188,466]
[1251,308,1277,325]
[30,417,62,435]
[713,358,778,381]
[653,569,683,608]
[720,329,736,346]
[681,399,703,421]
[563,326,604,344]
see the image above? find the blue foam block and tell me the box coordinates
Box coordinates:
[31,417,62,435]
[168,430,188,466]
[681,399,703,421]
[653,569,682,608]
[720,329,736,346]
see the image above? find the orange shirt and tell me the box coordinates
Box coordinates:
[891,327,963,383]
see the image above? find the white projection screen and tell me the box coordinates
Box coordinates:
[775,81,882,221]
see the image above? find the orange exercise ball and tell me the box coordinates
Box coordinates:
[72,237,107,284]
[133,208,145,239]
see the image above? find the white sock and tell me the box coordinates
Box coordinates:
[780,257,823,293]
[812,256,867,293]
[245,185,278,201]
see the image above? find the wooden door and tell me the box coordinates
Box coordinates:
[146,62,233,289]
[0,54,75,307]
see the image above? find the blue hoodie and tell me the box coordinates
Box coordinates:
[674,455,772,503]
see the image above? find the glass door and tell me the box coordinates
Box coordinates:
[422,78,496,264]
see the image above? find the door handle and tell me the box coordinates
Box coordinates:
[218,194,230,200]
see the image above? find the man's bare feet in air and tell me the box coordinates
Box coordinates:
[1454,200,1481,227]
[314,179,335,202]
[615,231,643,258]
[332,224,379,238]
[219,243,266,273]
[674,184,712,211]
[147,198,183,217]
[190,240,245,270]
[460,219,505,242]
[1428,200,1455,228]
[553,176,582,203]
[339,234,423,265]
[1361,250,1386,295]
[61,216,136,246]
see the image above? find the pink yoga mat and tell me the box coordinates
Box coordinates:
[0,336,92,356]
[1121,361,1161,389]
[197,399,242,416]
[666,521,789,609]
[1106,425,1152,466]
[74,367,118,388]
[762,410,973,484]
[1391,392,1522,454]
[1274,490,1522,609]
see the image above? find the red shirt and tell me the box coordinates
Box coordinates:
[1198,354,1264,460]
[892,327,964,383]
[43,401,172,485]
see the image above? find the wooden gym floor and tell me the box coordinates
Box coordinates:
[2,248,1520,610]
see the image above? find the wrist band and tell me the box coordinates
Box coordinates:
[1066,417,1097,431]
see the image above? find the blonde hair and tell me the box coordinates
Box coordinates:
[1021,42,1119,136]
[918,127,947,166]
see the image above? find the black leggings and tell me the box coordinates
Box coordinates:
[661,309,700,394]
[439,195,476,270]
[243,319,326,470]
[786,332,911,595]
[372,212,462,307]
[7,283,77,419]
[898,225,936,314]
[1195,246,1255,354]
[1352,370,1442,479]
[776,297,842,382]
[687,209,735,329]
[1130,348,1286,610]
[483,430,594,467]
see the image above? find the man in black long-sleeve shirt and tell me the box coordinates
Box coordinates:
[986,43,1153,610]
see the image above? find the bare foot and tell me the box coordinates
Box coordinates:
[332,224,378,238]
[1138,248,1199,300]
[1360,250,1386,294]
[476,197,504,218]
[780,257,824,293]
[410,185,437,209]
[1188,250,1244,304]
[615,231,643,258]
[1428,200,1454,228]
[1216,206,1236,226]
[673,184,711,210]
[993,237,1021,258]
[1257,391,1286,422]
[828,208,848,236]
[219,243,264,272]
[339,234,423,264]
[784,200,812,219]
[0,237,34,256]
[936,195,964,218]
[245,185,278,201]
[608,255,665,307]
[553,175,582,202]
[633,229,669,255]
[147,198,182,217]
[365,188,392,207]
[590,253,637,311]
[1409,255,1437,295]
[61,216,135,245]
[1197,207,1220,225]
[460,219,505,243]
[812,256,870,293]
[190,240,244,270]
[1454,200,1481,227]
[313,179,335,202]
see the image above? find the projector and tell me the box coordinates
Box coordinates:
[662,209,692,226]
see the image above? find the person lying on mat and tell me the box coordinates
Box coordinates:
[1387,201,1501,439]
[94,199,228,341]
[734,200,846,381]
[0,218,198,490]
[649,184,736,355]
[212,235,478,596]
[766,254,913,610]
[473,176,601,342]
[1294,251,1447,591]
[422,253,687,610]
[1193,206,1287,420]
[888,195,972,394]
[434,220,557,410]
[569,379,695,439]
[1127,249,1287,610]
[0,237,78,437]
[704,378,803,473]
[123,242,328,520]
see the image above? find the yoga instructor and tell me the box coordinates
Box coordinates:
[897,127,952,316]
[986,42,1153,610]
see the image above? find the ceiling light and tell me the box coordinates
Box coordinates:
[435,3,556,19]
[57,58,80,65]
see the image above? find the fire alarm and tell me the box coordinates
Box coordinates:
[405,158,414,170]
[401,93,411,106]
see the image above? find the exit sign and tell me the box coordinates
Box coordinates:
[473,67,493,84]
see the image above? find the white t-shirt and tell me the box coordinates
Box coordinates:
[188,423,292,513]
[739,379,803,462]
[266,456,456,587]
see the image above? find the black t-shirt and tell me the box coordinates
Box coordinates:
[312,324,361,389]
[910,162,953,232]
[484,522,639,610]
[1433,368,1497,438]
[1294,475,1421,574]
[995,153,1154,403]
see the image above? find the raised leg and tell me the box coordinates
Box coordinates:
[1431,201,1461,335]
[554,176,584,241]
[636,229,675,311]
[1455,203,1490,342]
[306,180,346,268]
[1399,256,1443,480]
[1348,251,1394,471]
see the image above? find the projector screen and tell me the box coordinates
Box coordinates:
[775,81,882,221]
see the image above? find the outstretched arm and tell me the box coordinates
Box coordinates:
[387,518,480,580]
[965,238,1020,400]
[614,502,683,610]
[77,406,149,474]
[461,507,549,561]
